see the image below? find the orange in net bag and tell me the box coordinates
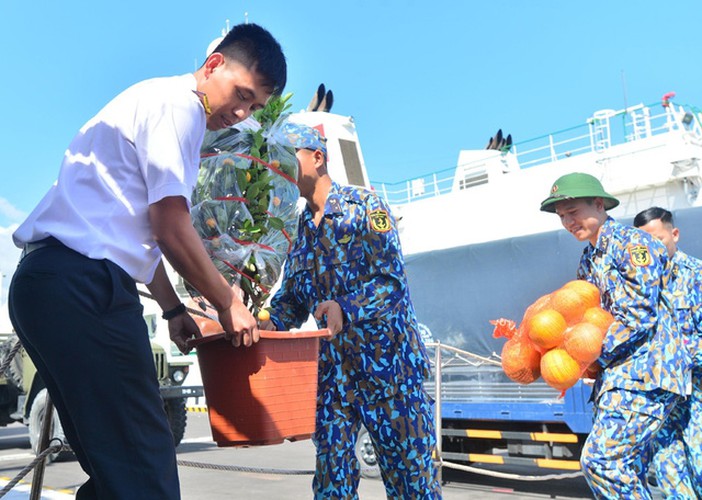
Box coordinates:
[492,280,615,392]
[491,319,542,385]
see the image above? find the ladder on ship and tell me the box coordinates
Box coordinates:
[589,109,614,151]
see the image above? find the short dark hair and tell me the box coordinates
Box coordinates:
[633,206,674,228]
[214,23,287,96]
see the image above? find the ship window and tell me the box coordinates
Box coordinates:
[339,139,365,186]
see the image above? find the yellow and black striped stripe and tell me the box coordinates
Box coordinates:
[187,406,208,413]
[442,428,579,443]
[441,451,581,471]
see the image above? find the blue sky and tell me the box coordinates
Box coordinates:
[0,0,701,301]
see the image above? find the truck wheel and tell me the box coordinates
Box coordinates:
[28,389,73,463]
[355,426,381,479]
[164,398,187,446]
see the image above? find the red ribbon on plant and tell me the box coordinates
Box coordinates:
[236,153,297,184]
[200,151,297,186]
[205,235,275,253]
[231,238,275,253]
[214,196,248,203]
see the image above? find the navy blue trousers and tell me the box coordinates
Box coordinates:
[9,244,180,499]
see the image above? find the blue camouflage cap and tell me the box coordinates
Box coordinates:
[282,122,327,156]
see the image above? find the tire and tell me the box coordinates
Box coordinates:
[28,389,73,463]
[164,397,187,446]
[355,426,381,479]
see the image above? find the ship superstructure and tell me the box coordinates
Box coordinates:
[371,100,702,255]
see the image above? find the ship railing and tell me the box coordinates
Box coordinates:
[375,166,457,203]
[373,102,702,206]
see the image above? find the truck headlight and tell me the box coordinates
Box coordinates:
[172,370,185,384]
[169,366,189,385]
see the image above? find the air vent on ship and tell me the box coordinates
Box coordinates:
[458,169,489,190]
[339,139,365,187]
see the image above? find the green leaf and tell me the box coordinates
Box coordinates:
[247,184,260,200]
[236,169,248,189]
[253,132,264,149]
[268,217,284,230]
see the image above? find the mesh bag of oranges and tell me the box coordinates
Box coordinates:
[491,280,614,393]
[189,95,300,317]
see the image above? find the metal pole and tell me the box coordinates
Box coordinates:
[29,393,54,500]
[434,341,442,484]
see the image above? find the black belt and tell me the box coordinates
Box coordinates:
[21,236,64,258]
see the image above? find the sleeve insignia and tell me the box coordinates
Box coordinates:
[369,209,392,233]
[628,245,652,266]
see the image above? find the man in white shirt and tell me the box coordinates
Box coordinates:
[8,23,286,499]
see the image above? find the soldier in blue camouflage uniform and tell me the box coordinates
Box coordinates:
[635,207,702,498]
[540,173,691,499]
[262,122,441,499]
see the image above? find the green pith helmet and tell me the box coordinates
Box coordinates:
[540,172,620,213]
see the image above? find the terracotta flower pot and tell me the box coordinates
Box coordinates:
[188,329,331,446]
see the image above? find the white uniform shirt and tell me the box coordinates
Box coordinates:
[13,74,206,283]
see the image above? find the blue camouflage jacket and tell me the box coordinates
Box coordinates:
[576,217,691,397]
[269,182,430,405]
[665,249,702,368]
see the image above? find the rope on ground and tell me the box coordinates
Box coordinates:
[440,459,584,481]
[177,459,314,475]
[0,440,67,498]
[177,459,380,477]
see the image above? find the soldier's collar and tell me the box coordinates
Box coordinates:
[323,182,345,216]
[593,216,616,251]
[324,194,344,216]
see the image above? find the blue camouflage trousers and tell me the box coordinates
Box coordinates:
[312,383,441,499]
[651,369,702,499]
[581,387,679,499]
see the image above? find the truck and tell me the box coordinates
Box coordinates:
[0,328,203,462]
[290,97,702,475]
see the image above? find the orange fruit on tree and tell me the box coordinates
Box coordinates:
[540,348,582,391]
[501,338,542,385]
[561,280,600,309]
[563,322,604,364]
[527,309,567,350]
[583,307,615,335]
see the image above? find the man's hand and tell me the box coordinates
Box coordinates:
[168,313,202,354]
[219,299,260,347]
[314,300,343,336]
